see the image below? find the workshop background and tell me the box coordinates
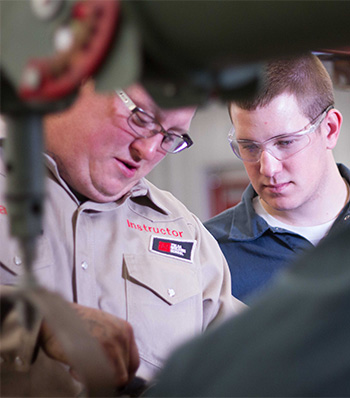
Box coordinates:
[148,60,350,222]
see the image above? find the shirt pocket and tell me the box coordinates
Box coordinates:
[123,253,202,370]
[0,235,54,286]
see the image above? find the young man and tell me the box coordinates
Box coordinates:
[205,54,350,303]
[0,82,244,390]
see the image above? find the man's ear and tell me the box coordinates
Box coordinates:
[324,108,343,150]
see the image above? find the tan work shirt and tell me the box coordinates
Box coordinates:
[0,152,244,380]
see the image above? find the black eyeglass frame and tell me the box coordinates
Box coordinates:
[228,105,334,162]
[116,89,193,154]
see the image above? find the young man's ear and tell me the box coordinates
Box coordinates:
[325,108,343,150]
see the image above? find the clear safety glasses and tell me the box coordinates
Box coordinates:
[228,105,334,162]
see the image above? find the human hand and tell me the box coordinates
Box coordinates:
[40,303,140,387]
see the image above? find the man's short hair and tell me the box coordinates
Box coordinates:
[230,53,334,121]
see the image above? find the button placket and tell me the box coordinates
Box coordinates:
[14,356,24,367]
[74,209,96,306]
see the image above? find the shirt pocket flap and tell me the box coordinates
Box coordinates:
[123,253,200,305]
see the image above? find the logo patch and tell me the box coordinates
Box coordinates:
[150,236,196,263]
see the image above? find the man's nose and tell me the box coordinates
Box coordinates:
[259,149,282,177]
[130,134,164,161]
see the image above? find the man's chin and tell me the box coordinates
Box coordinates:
[92,181,139,203]
[261,196,295,213]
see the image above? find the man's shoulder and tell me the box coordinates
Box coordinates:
[204,202,246,241]
[205,207,235,229]
[143,179,195,218]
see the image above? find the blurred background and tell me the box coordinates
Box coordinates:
[148,60,350,222]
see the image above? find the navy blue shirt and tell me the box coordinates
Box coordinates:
[204,164,350,303]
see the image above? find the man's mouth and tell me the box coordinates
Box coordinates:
[122,160,136,170]
[115,158,139,178]
[264,182,290,193]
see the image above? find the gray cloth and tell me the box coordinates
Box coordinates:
[147,222,350,397]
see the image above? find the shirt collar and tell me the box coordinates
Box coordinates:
[129,178,172,215]
[228,184,270,240]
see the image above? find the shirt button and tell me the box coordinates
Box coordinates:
[81,261,88,270]
[167,288,175,297]
[15,356,23,367]
[14,256,22,266]
[344,215,350,221]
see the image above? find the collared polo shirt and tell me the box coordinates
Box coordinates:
[205,164,350,303]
